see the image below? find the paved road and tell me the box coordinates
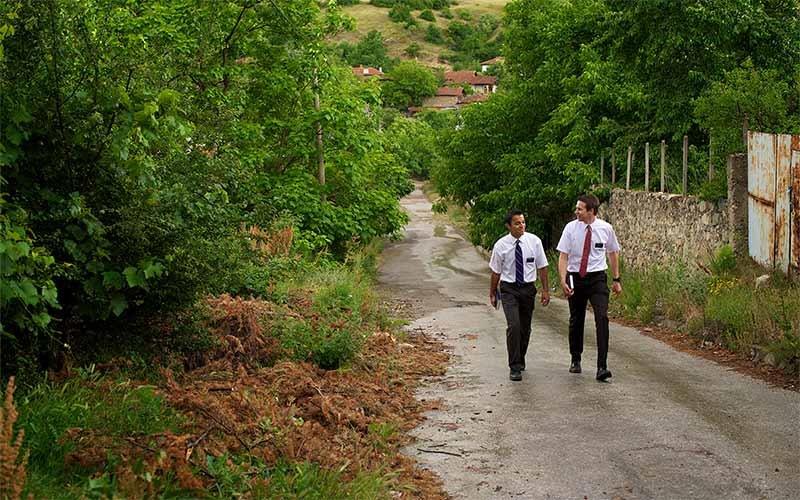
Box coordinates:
[379,185,800,500]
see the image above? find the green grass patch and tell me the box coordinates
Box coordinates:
[608,251,800,372]
[18,369,185,498]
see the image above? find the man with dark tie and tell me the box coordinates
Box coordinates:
[557,194,622,381]
[489,210,550,381]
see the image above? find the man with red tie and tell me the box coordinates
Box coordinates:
[557,194,622,381]
[489,210,550,381]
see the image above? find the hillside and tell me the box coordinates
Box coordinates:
[334,0,509,68]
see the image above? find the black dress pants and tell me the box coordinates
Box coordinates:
[499,281,536,371]
[567,271,610,369]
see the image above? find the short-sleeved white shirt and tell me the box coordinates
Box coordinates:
[556,218,621,273]
[489,232,549,283]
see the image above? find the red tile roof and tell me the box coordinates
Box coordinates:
[352,66,384,77]
[444,71,497,86]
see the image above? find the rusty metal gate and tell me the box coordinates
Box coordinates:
[747,131,800,274]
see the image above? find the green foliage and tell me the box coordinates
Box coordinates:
[765,332,800,373]
[404,42,422,58]
[383,117,442,178]
[389,4,416,28]
[433,0,799,248]
[0,201,59,348]
[710,245,736,275]
[382,60,440,109]
[425,24,446,44]
[255,461,391,499]
[1,0,413,379]
[419,9,436,22]
[18,369,183,496]
[694,60,797,160]
[336,30,396,71]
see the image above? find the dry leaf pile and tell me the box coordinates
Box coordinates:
[63,294,450,498]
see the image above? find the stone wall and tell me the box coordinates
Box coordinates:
[601,190,731,271]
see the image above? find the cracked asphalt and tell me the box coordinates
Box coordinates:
[378,184,800,500]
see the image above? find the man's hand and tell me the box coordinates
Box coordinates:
[490,291,497,308]
[561,280,574,297]
[612,281,622,295]
[540,290,551,306]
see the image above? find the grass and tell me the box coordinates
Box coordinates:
[334,0,510,66]
[13,242,410,498]
[608,248,800,372]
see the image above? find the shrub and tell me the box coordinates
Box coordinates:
[425,24,445,44]
[710,245,736,275]
[389,5,415,27]
[419,9,436,22]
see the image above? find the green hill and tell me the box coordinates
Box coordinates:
[333,0,509,68]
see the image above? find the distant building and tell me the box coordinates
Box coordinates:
[352,66,385,79]
[444,71,497,94]
[421,86,464,110]
[480,56,504,73]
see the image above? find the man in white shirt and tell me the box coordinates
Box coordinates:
[489,210,551,381]
[557,194,622,381]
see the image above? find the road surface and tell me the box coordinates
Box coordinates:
[379,184,799,499]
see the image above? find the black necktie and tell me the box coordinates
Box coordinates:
[515,240,524,284]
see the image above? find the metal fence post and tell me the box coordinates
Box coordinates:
[682,135,688,195]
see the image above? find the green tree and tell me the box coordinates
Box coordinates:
[382,60,439,109]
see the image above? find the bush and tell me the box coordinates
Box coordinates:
[709,245,736,275]
[419,9,436,22]
[425,24,445,44]
[389,5,415,27]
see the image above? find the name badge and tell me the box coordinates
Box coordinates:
[594,242,605,249]
[526,257,535,262]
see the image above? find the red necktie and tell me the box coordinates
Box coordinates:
[579,225,592,277]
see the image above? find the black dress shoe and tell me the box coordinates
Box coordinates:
[509,370,522,381]
[569,361,582,373]
[596,368,612,381]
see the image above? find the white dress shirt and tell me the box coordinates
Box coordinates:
[489,232,549,283]
[556,218,621,273]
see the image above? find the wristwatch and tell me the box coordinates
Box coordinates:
[612,277,621,283]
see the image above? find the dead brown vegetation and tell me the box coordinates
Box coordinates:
[61,295,450,497]
[1,377,29,500]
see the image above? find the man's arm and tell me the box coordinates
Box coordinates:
[558,252,573,297]
[608,252,622,294]
[538,266,550,305]
[490,272,501,307]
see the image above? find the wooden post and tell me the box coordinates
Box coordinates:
[682,135,688,195]
[660,140,666,192]
[611,149,616,185]
[626,145,632,190]
[600,153,605,184]
[644,142,650,192]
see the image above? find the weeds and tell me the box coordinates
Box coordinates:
[1,378,28,500]
[609,251,800,373]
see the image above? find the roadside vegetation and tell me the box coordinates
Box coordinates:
[0,0,450,497]
[609,247,800,374]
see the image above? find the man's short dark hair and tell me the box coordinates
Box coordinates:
[578,194,600,214]
[504,210,525,226]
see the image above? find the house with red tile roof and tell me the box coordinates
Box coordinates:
[444,71,497,94]
[352,66,385,79]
